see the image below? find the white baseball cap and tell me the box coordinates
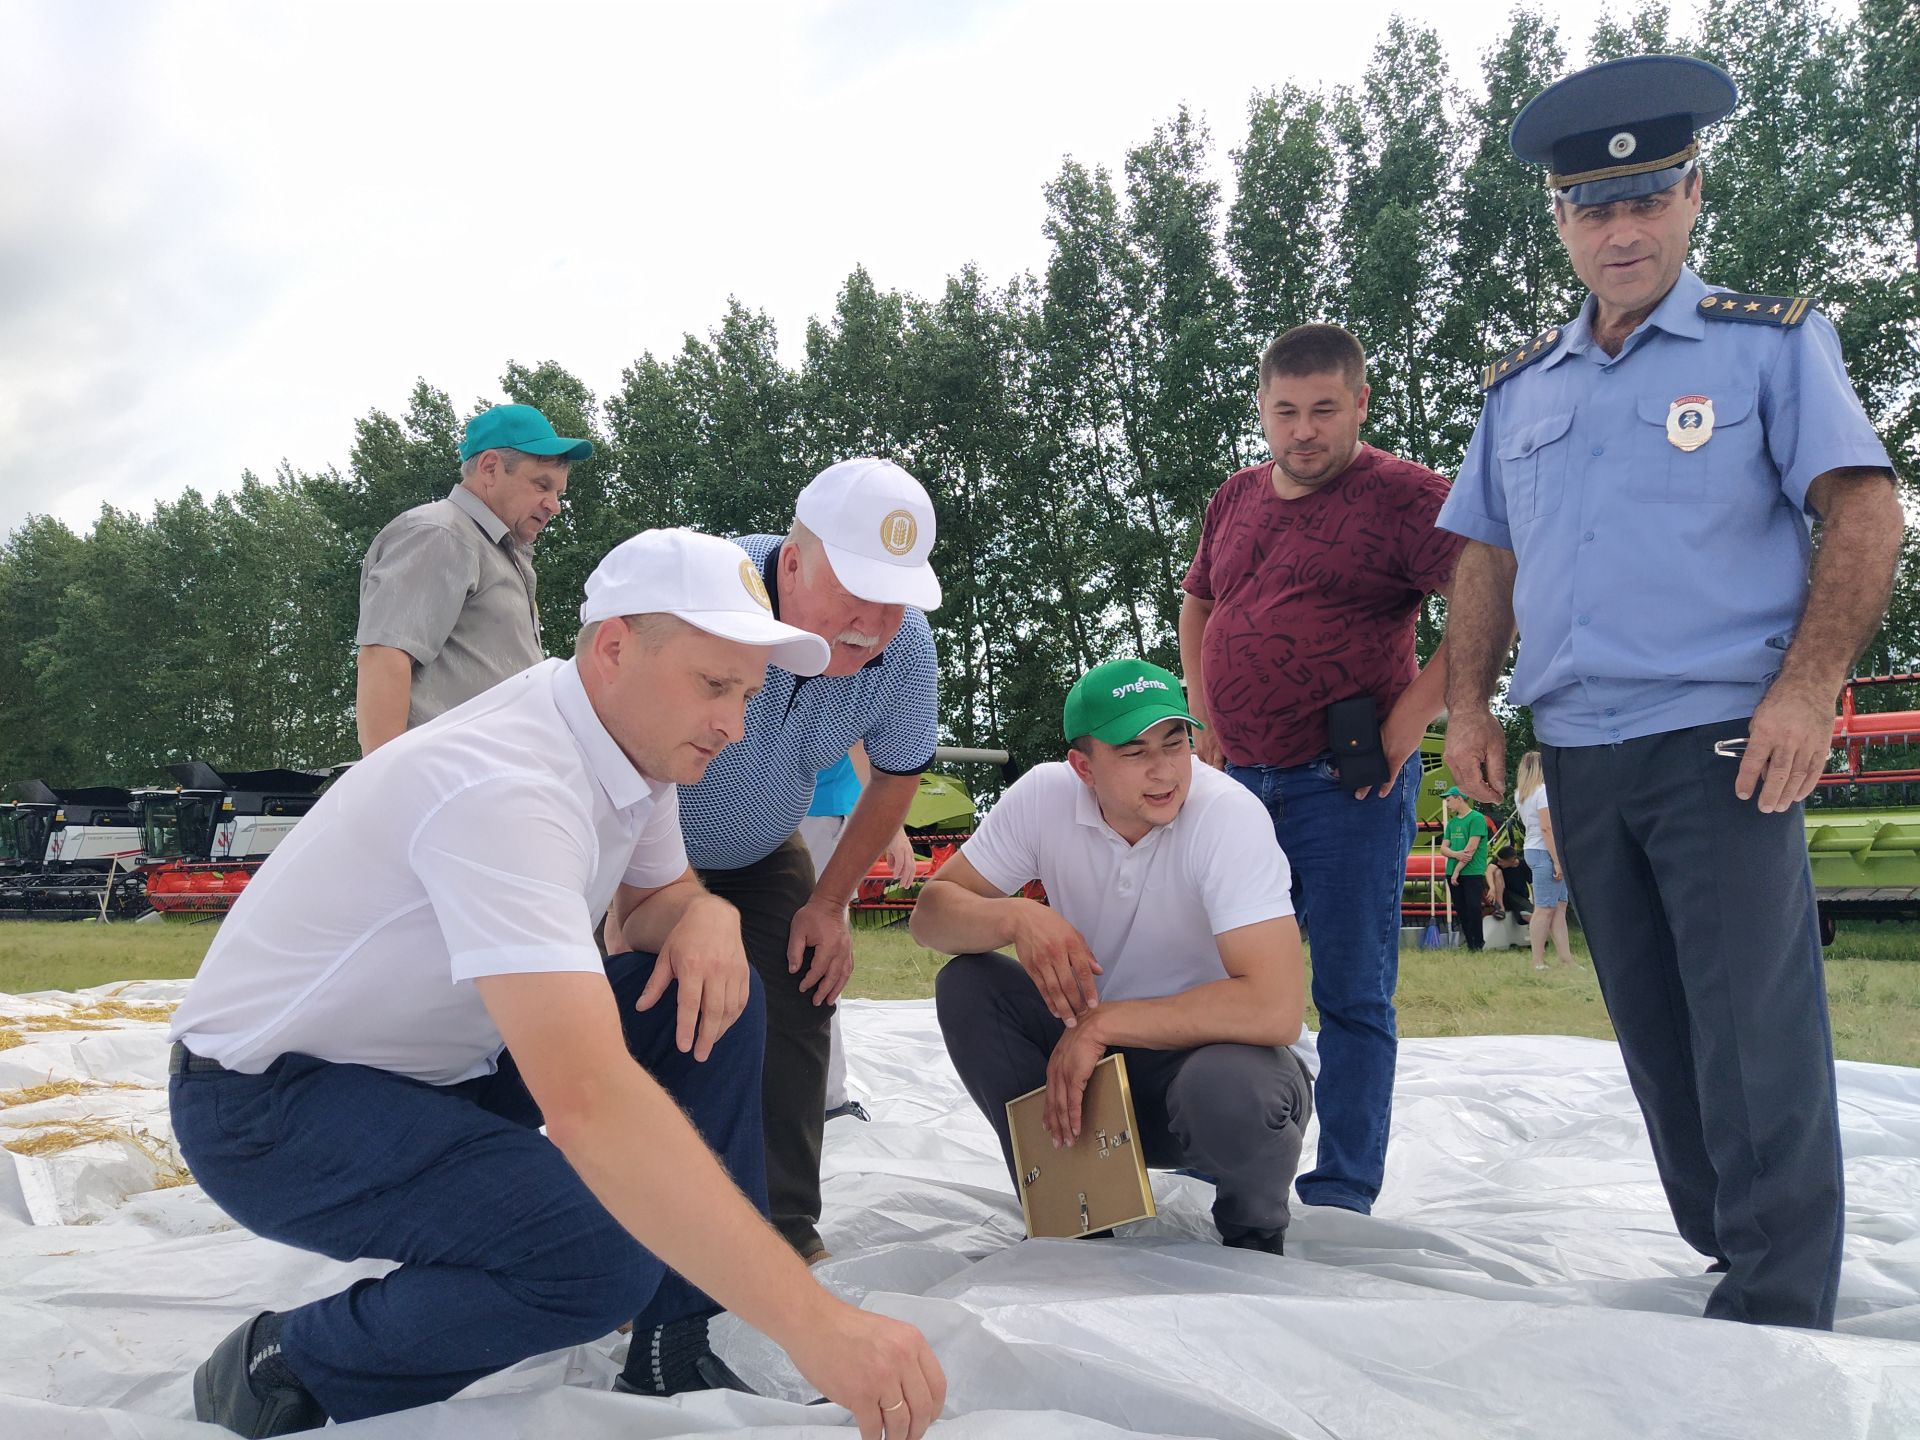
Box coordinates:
[580,528,831,676]
[794,457,942,611]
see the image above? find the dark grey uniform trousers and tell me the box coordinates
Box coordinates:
[1544,717,1844,1329]
[934,950,1314,1242]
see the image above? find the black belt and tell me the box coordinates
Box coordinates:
[169,1042,228,1076]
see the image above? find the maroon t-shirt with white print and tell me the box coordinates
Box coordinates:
[1182,445,1464,770]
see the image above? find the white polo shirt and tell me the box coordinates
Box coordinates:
[169,658,688,1084]
[960,757,1296,1004]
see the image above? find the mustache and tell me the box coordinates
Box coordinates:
[835,629,882,648]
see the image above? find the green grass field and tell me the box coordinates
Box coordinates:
[5,914,1917,1066]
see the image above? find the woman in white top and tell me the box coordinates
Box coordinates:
[1514,751,1574,970]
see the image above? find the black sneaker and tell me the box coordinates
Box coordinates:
[825,1099,871,1123]
[615,1315,758,1397]
[614,1348,756,1396]
[192,1314,326,1437]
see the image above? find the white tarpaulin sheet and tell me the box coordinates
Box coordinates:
[2,980,1917,1439]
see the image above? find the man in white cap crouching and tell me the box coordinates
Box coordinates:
[168,529,945,1438]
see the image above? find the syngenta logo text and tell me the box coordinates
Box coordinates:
[1111,678,1170,699]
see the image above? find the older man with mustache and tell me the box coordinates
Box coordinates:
[640,458,942,1263]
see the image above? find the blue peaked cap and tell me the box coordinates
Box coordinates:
[1512,55,1737,206]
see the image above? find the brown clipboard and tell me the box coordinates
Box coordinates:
[1006,1052,1156,1239]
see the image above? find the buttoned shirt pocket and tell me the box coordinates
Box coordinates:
[1628,387,1758,502]
[1496,410,1575,527]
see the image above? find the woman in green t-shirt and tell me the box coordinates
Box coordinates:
[1439,788,1492,952]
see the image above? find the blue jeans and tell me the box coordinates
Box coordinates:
[1228,752,1418,1212]
[170,951,766,1423]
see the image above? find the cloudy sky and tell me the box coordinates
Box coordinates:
[1,0,1650,538]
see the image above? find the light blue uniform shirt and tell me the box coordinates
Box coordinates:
[1438,266,1892,747]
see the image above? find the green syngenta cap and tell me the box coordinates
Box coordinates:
[459,403,594,463]
[1063,658,1205,745]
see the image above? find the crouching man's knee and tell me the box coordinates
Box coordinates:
[1165,1044,1312,1150]
[505,1204,664,1345]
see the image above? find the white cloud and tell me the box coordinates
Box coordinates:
[0,0,1637,538]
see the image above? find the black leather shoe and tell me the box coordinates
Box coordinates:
[192,1314,326,1437]
[825,1099,871,1123]
[1223,1229,1286,1257]
[613,1347,756,1396]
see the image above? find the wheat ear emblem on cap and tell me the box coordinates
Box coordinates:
[739,559,772,610]
[879,510,918,557]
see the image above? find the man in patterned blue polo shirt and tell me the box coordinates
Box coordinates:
[1438,55,1902,1329]
[661,458,942,1262]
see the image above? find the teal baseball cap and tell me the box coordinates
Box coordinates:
[459,404,593,463]
[1063,659,1204,745]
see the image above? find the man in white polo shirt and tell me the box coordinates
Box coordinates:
[167,529,944,1439]
[914,659,1313,1255]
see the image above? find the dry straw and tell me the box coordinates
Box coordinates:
[0,1001,175,1039]
[66,1000,177,1024]
[2,1115,193,1189]
[0,1078,145,1109]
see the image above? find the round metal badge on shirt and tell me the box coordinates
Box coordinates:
[1666,395,1715,451]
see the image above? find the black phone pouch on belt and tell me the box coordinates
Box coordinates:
[1326,694,1391,792]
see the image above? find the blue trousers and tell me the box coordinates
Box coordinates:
[1228,753,1418,1212]
[1545,721,1844,1328]
[169,952,767,1422]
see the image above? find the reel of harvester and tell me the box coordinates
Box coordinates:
[1805,674,1920,942]
[137,763,330,917]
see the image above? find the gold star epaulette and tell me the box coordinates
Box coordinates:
[1481,326,1564,391]
[1697,291,1814,326]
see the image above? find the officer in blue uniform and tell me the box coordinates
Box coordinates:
[1437,55,1902,1329]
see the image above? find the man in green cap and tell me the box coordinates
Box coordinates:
[355,403,593,753]
[914,659,1313,1254]
[1438,788,1492,952]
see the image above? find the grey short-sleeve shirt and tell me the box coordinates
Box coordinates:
[356,485,544,727]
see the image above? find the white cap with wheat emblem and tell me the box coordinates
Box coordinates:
[794,457,942,610]
[580,528,831,676]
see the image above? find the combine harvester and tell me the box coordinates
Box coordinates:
[0,763,329,921]
[0,783,146,919]
[136,763,330,916]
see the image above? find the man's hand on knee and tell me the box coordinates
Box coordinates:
[1011,900,1103,1027]
[1044,1023,1108,1147]
[789,897,855,1005]
[637,895,751,1061]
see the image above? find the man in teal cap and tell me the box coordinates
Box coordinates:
[356,403,594,752]
[914,659,1314,1254]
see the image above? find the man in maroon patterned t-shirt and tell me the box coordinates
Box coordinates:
[1179,323,1464,1214]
